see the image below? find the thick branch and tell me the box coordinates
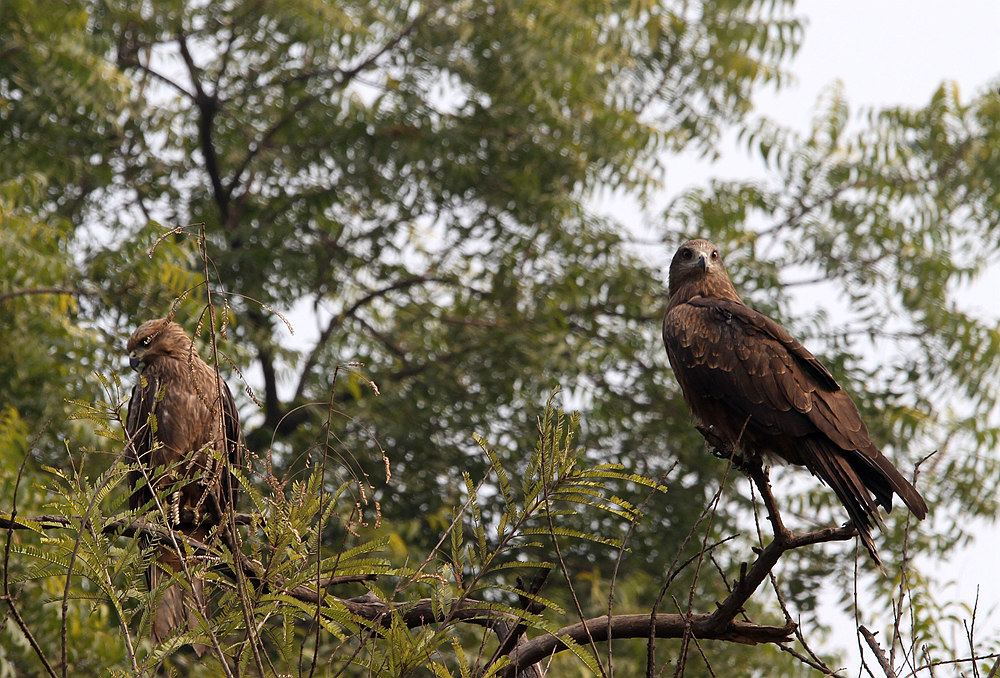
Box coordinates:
[177,31,228,223]
[503,614,794,677]
[242,308,313,442]
[705,522,856,634]
[499,516,853,675]
[257,344,283,428]
[692,426,858,634]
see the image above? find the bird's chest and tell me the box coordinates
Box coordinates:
[148,377,223,465]
[664,306,757,369]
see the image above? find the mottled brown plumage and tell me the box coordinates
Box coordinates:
[125,318,242,654]
[662,239,927,567]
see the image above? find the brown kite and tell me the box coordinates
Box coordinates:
[125,318,242,654]
[662,239,927,566]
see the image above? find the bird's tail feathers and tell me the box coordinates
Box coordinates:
[802,441,884,570]
[859,451,928,520]
[149,543,208,656]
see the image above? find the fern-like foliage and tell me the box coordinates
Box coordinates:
[5,385,667,676]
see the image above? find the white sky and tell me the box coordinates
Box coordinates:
[765,1,999,125]
[658,1,1000,194]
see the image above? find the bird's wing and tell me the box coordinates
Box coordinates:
[664,297,871,451]
[181,361,243,518]
[125,373,159,512]
[219,378,242,513]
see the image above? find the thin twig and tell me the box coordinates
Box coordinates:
[647,454,734,678]
[1,424,59,678]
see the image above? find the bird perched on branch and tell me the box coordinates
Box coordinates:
[125,318,242,654]
[661,239,927,567]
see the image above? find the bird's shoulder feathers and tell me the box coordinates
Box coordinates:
[663,295,869,449]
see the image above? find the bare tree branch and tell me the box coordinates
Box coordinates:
[861,626,897,678]
[499,458,856,678]
[0,504,850,643]
[504,614,795,677]
[293,274,445,402]
[1,422,873,678]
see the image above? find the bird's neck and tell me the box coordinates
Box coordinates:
[668,276,743,309]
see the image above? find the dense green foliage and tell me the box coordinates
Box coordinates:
[3,0,1000,674]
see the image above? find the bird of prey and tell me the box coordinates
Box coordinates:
[661,239,927,566]
[125,318,242,653]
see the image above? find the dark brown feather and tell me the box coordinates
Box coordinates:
[124,318,242,653]
[662,239,927,568]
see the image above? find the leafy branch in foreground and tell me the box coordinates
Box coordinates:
[3,386,676,675]
[468,395,668,585]
[5,383,928,677]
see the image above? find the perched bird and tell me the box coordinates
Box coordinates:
[125,318,242,654]
[661,239,927,566]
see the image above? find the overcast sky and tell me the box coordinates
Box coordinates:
[764,1,999,122]
[657,0,1000,196]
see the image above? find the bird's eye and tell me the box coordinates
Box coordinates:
[681,248,692,259]
[711,250,719,260]
[142,337,152,346]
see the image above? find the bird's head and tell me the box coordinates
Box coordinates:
[669,239,721,287]
[667,239,742,304]
[126,318,182,372]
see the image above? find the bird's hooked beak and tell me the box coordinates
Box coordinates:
[697,254,709,272]
[129,352,144,372]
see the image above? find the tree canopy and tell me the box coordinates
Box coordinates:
[3,0,1000,675]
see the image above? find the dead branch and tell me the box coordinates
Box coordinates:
[503,614,795,677]
[861,625,897,678]
[497,514,854,677]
